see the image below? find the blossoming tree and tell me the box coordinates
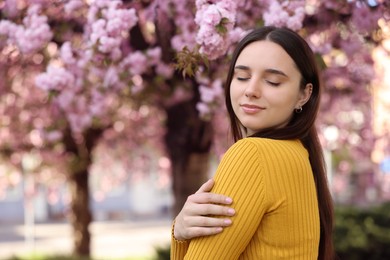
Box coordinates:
[0,0,388,256]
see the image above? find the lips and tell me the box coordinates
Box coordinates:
[240,104,265,114]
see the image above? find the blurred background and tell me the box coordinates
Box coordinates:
[0,0,389,259]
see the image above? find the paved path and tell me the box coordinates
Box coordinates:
[0,219,172,260]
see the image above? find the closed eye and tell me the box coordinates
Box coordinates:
[237,76,250,81]
[266,80,280,86]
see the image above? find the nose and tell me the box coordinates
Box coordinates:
[244,79,261,98]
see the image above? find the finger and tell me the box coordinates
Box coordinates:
[190,216,233,227]
[188,203,235,217]
[196,179,215,193]
[187,192,233,205]
[184,226,224,239]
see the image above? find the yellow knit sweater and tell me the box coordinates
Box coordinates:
[171,137,320,259]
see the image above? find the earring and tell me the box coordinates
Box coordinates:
[295,107,303,113]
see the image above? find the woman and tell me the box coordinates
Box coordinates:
[171,26,335,260]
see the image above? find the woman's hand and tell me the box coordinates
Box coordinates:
[173,179,235,241]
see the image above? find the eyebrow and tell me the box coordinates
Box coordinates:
[234,65,288,78]
[234,65,251,71]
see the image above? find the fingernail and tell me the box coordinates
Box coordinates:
[228,208,235,215]
[224,219,232,225]
[225,197,233,203]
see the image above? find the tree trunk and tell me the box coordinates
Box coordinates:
[165,100,213,216]
[68,167,92,256]
[63,127,104,257]
[171,152,211,215]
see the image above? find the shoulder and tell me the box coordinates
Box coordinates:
[221,138,266,164]
[248,137,306,152]
[220,138,307,170]
[232,137,303,151]
[228,138,308,161]
[217,138,263,173]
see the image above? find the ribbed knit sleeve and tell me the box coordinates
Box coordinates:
[183,139,267,259]
[171,220,189,260]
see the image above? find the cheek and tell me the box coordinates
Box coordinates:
[268,89,299,106]
[266,95,297,117]
[279,98,298,116]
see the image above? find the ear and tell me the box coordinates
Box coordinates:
[296,83,313,108]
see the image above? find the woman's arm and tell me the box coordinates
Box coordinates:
[184,139,268,259]
[174,179,236,240]
[171,179,236,260]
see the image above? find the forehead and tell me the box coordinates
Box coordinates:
[235,40,298,73]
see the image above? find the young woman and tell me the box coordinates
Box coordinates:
[171,26,335,260]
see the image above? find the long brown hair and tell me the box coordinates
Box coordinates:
[225,26,335,260]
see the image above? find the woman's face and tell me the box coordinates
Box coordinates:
[230,40,311,136]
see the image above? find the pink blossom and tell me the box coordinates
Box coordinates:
[60,42,76,65]
[103,8,138,32]
[45,130,63,142]
[215,1,236,24]
[77,49,93,69]
[199,85,216,103]
[56,90,75,110]
[146,47,162,65]
[197,27,229,60]
[75,96,87,113]
[171,32,197,52]
[195,0,238,59]
[90,19,107,45]
[87,3,138,57]
[87,5,99,24]
[105,18,123,35]
[195,0,210,9]
[122,51,148,75]
[94,0,120,9]
[131,82,145,95]
[164,0,198,53]
[164,87,193,107]
[3,0,19,18]
[0,5,53,54]
[103,66,120,88]
[67,112,92,134]
[89,89,107,116]
[307,33,332,55]
[196,102,211,118]
[98,36,121,53]
[110,47,122,61]
[323,0,352,14]
[197,79,223,119]
[0,20,18,36]
[64,0,85,15]
[228,27,247,43]
[35,65,75,92]
[156,63,174,78]
[195,5,222,26]
[263,1,305,31]
[351,4,383,33]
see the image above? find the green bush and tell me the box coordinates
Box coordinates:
[154,245,170,260]
[334,202,390,260]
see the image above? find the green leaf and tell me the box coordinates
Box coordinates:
[215,17,229,35]
[174,46,210,78]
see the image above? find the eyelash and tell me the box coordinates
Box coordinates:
[266,80,280,86]
[236,77,281,87]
